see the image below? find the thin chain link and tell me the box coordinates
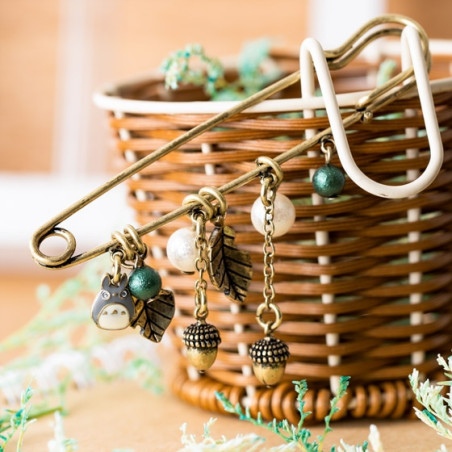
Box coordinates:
[193,212,209,321]
[262,179,276,307]
[257,173,282,335]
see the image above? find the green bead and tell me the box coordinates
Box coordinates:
[312,164,345,198]
[128,265,162,300]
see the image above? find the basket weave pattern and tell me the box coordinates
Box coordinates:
[107,70,452,421]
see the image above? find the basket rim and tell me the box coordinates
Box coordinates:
[93,76,452,115]
[94,38,452,114]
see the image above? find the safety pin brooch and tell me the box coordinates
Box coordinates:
[30,14,442,271]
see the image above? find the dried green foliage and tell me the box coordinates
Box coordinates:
[0,261,162,450]
[410,354,452,443]
[161,39,280,101]
[0,387,35,451]
[214,377,371,452]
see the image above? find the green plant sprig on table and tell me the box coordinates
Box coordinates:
[161,39,280,101]
[410,354,452,441]
[0,387,35,452]
[214,376,369,452]
[0,261,162,450]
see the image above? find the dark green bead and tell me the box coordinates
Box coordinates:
[128,265,162,300]
[312,164,345,198]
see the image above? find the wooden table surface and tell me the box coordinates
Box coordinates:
[0,273,448,451]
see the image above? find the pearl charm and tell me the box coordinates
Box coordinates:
[166,227,197,273]
[251,192,295,237]
[312,164,345,198]
[128,265,162,300]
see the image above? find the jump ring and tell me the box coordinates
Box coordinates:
[320,136,335,164]
[256,156,284,187]
[111,252,123,284]
[124,224,147,257]
[198,186,228,217]
[255,302,282,333]
[111,230,136,261]
[183,193,214,220]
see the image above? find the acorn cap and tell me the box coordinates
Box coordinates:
[183,322,221,350]
[249,336,289,367]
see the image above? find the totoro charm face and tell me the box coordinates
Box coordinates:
[91,273,136,330]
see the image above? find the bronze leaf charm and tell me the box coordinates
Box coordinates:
[208,224,253,303]
[131,289,175,342]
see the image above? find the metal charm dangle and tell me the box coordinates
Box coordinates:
[181,203,221,372]
[91,259,136,331]
[251,157,296,238]
[202,187,253,303]
[249,158,290,386]
[91,224,175,343]
[168,187,253,303]
[312,136,346,198]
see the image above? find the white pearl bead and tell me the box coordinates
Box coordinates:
[251,192,296,237]
[166,227,197,272]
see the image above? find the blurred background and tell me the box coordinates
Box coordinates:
[1,0,452,275]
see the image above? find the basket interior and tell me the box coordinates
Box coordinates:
[104,52,452,421]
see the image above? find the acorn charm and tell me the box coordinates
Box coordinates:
[249,336,290,386]
[183,321,221,371]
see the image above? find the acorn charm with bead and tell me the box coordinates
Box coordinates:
[249,157,291,386]
[180,193,223,372]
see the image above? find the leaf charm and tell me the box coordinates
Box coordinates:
[208,224,253,303]
[131,289,175,342]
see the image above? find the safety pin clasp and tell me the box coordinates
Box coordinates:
[30,14,437,269]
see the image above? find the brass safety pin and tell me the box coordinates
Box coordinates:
[30,14,430,270]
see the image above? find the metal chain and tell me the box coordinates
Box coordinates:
[256,173,282,336]
[193,212,209,321]
[262,177,276,306]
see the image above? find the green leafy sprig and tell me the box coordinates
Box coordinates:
[161,39,280,101]
[410,354,452,440]
[215,376,369,452]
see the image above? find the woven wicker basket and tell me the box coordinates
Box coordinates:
[95,45,452,423]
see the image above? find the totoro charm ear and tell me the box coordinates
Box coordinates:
[102,274,112,290]
[118,273,128,290]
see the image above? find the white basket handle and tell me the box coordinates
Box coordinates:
[299,25,443,199]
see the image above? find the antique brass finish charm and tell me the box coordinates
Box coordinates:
[249,336,290,386]
[249,158,290,386]
[181,203,222,371]
[91,225,175,343]
[131,289,175,343]
[208,221,253,303]
[183,321,221,371]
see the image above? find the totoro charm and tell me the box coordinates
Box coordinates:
[91,273,136,330]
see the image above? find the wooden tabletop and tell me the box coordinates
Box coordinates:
[0,273,447,451]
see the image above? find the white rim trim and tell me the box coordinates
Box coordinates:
[93,77,452,115]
